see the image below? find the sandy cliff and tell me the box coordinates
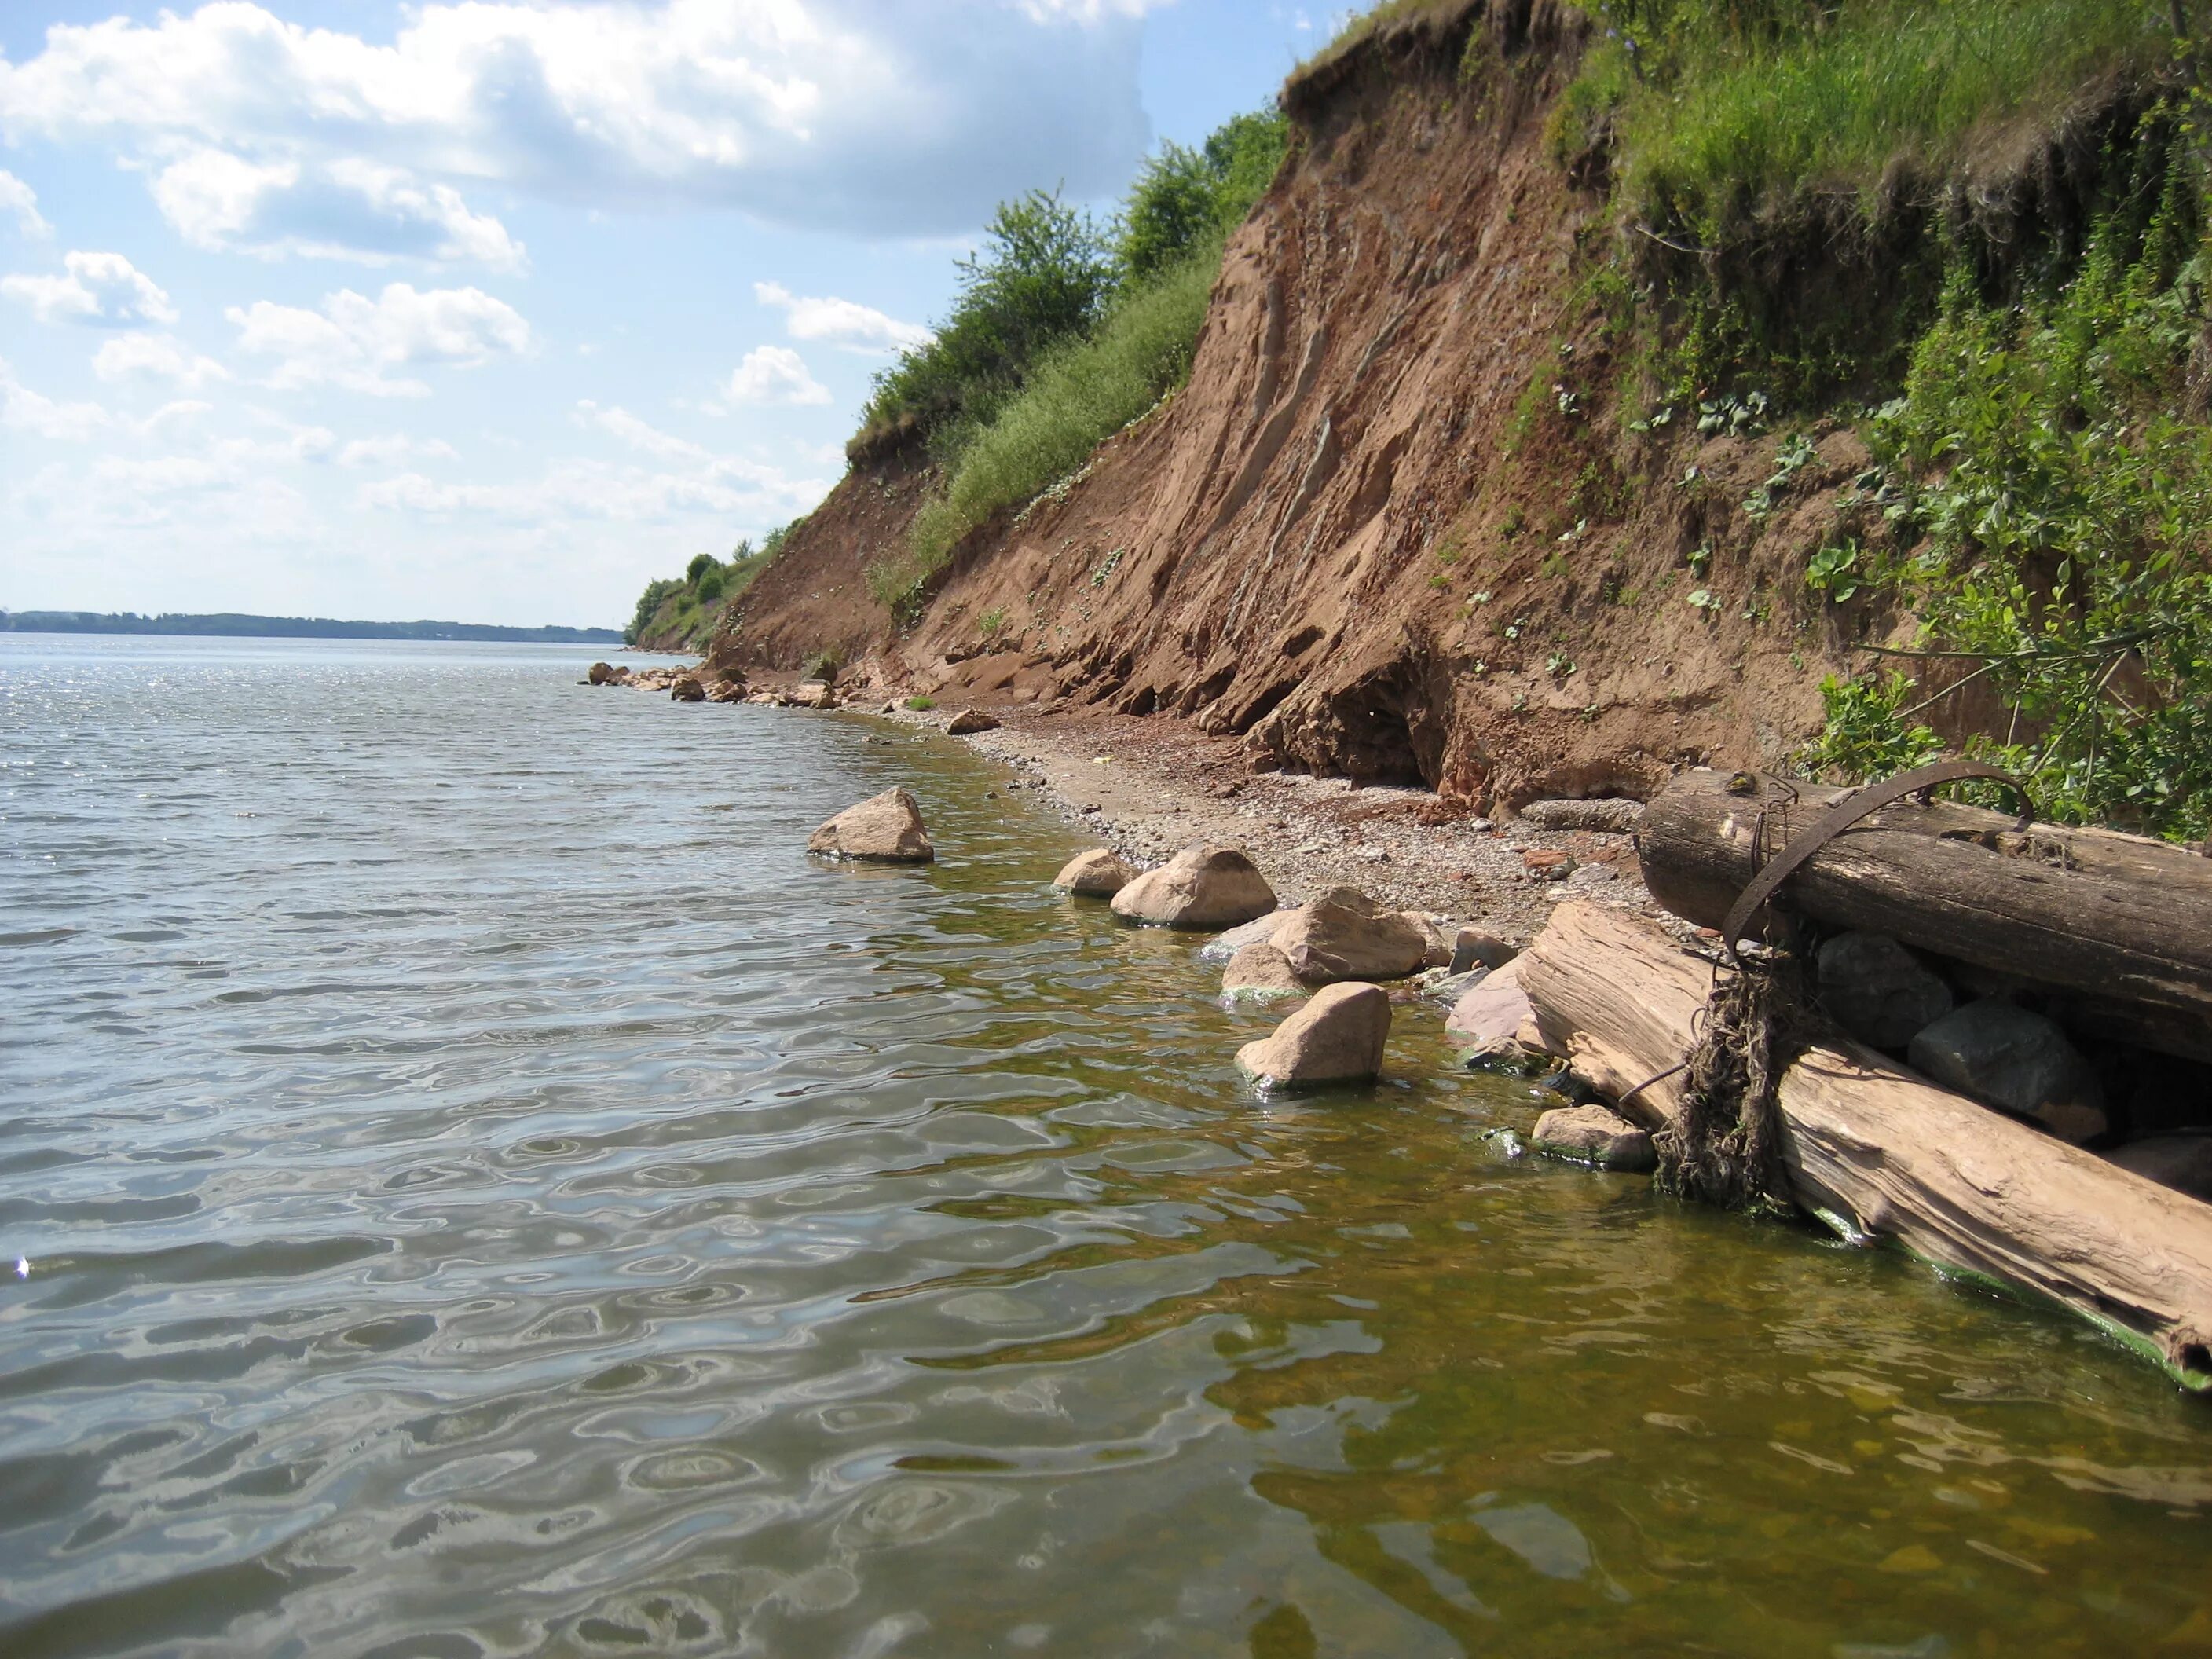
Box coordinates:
[713,0,1882,809]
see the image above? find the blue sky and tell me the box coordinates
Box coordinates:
[1,0,1328,628]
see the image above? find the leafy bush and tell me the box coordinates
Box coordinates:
[873,246,1220,612]
[1813,196,2212,840]
[904,695,937,711]
[1117,112,1287,287]
[851,191,1111,459]
[624,577,683,646]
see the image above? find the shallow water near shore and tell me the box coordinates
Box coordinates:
[2,634,2208,1657]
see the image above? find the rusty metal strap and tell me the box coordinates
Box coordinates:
[1721,760,2033,961]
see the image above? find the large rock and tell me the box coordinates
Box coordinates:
[1401,913,1456,970]
[1816,932,1954,1049]
[2106,1134,2212,1203]
[946,708,1000,735]
[707,676,748,704]
[1907,999,2107,1143]
[1110,844,1276,930]
[794,680,836,709]
[1531,1104,1657,1172]
[1450,929,1517,976]
[1197,911,1290,964]
[807,788,935,862]
[1236,982,1390,1087]
[1053,848,1137,896]
[1271,886,1429,983]
[1517,797,1644,833]
[588,660,619,685]
[670,675,706,702]
[1446,957,1540,1068]
[1223,943,1303,999]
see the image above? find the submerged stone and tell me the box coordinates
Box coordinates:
[1530,1104,1657,1172]
[1053,848,1137,896]
[1223,943,1303,999]
[808,787,935,862]
[1110,844,1276,930]
[1236,981,1390,1087]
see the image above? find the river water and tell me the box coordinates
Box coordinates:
[2,634,2207,1657]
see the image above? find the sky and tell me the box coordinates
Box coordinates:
[0,0,1330,629]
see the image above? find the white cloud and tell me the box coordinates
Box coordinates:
[227,282,532,395]
[0,2,1152,238]
[359,453,826,523]
[92,331,231,390]
[0,169,49,236]
[726,345,830,407]
[338,433,460,467]
[753,280,931,354]
[150,148,526,271]
[1,250,177,326]
[0,355,108,439]
[576,399,708,460]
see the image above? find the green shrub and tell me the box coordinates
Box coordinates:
[852,190,1111,456]
[904,694,936,711]
[1117,112,1286,287]
[881,244,1220,604]
[1813,199,2212,840]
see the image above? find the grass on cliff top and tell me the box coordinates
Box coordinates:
[1577,0,2174,246]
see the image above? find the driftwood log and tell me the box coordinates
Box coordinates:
[1519,901,2212,1391]
[1638,767,2212,1063]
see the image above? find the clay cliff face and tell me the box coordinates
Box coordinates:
[715,0,1871,809]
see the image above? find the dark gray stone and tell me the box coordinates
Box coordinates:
[2106,1134,2212,1203]
[1448,929,1517,976]
[1907,998,2107,1143]
[1817,931,1954,1049]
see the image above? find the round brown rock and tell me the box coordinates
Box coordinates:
[1531,1104,1657,1172]
[670,675,706,702]
[808,787,935,862]
[1235,982,1390,1088]
[1272,886,1428,983]
[1109,843,1276,930]
[588,661,617,685]
[1053,848,1137,896]
[1222,943,1302,998]
[946,708,1000,735]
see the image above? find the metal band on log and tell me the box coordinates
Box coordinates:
[1639,768,2212,1064]
[1518,902,2212,1392]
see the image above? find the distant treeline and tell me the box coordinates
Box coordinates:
[2,610,623,643]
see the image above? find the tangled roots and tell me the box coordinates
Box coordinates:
[1654,951,1809,1215]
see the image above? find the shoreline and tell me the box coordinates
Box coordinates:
[877,700,1664,947]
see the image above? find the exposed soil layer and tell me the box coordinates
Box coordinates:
[712,0,1893,809]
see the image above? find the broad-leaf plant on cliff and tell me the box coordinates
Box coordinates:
[1555,0,2212,840]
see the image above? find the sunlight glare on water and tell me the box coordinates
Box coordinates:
[1,635,2208,1657]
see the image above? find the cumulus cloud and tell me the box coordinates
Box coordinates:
[2,250,177,326]
[150,148,526,271]
[227,282,532,395]
[577,399,707,460]
[0,169,49,236]
[92,331,232,390]
[753,280,931,354]
[0,1,1152,238]
[0,355,108,439]
[726,345,830,407]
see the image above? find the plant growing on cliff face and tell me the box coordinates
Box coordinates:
[1805,538,1861,602]
[977,606,1009,640]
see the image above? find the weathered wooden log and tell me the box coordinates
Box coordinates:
[1638,767,2212,1063]
[1519,901,2212,1392]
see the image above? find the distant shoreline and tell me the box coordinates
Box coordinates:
[2,611,622,645]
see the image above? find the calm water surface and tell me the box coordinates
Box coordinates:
[2,635,2208,1657]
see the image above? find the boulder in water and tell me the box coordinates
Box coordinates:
[1053,848,1137,895]
[588,661,619,685]
[1223,943,1303,999]
[671,675,707,702]
[1236,982,1390,1087]
[808,788,935,862]
[1272,886,1428,983]
[1531,1104,1657,1172]
[1110,844,1276,930]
